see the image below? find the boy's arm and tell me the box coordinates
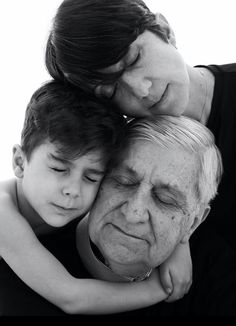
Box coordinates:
[159,241,192,302]
[0,196,167,314]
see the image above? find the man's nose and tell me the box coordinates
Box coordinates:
[120,71,152,98]
[120,191,150,224]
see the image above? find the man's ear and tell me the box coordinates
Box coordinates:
[181,205,211,244]
[12,144,25,178]
[155,13,177,48]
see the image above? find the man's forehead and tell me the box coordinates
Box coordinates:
[114,142,197,192]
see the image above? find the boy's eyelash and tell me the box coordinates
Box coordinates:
[50,167,67,172]
[86,176,98,183]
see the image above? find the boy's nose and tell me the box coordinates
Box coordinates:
[62,182,81,198]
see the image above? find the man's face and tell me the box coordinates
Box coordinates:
[89,140,200,273]
[21,142,105,227]
[95,30,190,118]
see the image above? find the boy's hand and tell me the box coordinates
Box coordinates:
[159,242,192,302]
[145,268,169,302]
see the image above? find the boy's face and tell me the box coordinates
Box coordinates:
[19,142,105,227]
[95,30,190,118]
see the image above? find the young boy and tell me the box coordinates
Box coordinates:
[0,80,167,314]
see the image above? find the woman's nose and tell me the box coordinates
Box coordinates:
[120,71,152,98]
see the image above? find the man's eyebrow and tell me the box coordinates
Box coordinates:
[116,163,139,177]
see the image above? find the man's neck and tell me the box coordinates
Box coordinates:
[105,257,152,280]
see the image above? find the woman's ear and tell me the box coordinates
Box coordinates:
[180,205,211,244]
[12,144,25,178]
[155,13,177,48]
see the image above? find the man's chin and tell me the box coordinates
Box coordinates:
[106,257,151,279]
[100,245,151,278]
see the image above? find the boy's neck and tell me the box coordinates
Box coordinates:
[16,179,56,236]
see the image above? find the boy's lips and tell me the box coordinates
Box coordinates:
[52,203,78,211]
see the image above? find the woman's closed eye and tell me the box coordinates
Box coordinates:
[95,83,118,100]
[126,52,140,69]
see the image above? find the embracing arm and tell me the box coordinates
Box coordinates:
[159,241,192,302]
[0,198,167,314]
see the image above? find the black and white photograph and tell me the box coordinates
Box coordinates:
[0,0,236,318]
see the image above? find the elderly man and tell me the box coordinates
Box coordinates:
[1,116,236,316]
[76,115,221,282]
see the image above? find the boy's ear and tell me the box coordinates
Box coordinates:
[180,205,211,244]
[12,144,25,178]
[155,13,177,48]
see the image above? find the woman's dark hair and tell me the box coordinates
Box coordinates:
[46,0,167,92]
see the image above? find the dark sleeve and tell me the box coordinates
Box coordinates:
[146,228,236,316]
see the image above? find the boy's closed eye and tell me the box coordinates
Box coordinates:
[85,175,101,183]
[50,166,67,173]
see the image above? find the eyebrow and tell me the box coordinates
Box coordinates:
[115,164,140,179]
[48,153,106,174]
[48,153,71,165]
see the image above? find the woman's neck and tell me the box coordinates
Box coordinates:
[185,65,215,125]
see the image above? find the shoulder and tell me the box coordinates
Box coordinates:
[0,179,18,214]
[0,179,26,250]
[207,63,236,75]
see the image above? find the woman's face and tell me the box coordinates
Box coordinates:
[95,30,190,118]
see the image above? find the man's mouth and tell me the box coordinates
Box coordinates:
[110,223,144,241]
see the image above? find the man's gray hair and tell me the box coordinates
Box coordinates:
[124,115,223,205]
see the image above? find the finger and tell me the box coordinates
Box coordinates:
[161,270,173,295]
[165,277,183,302]
[166,280,192,302]
[185,280,193,294]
